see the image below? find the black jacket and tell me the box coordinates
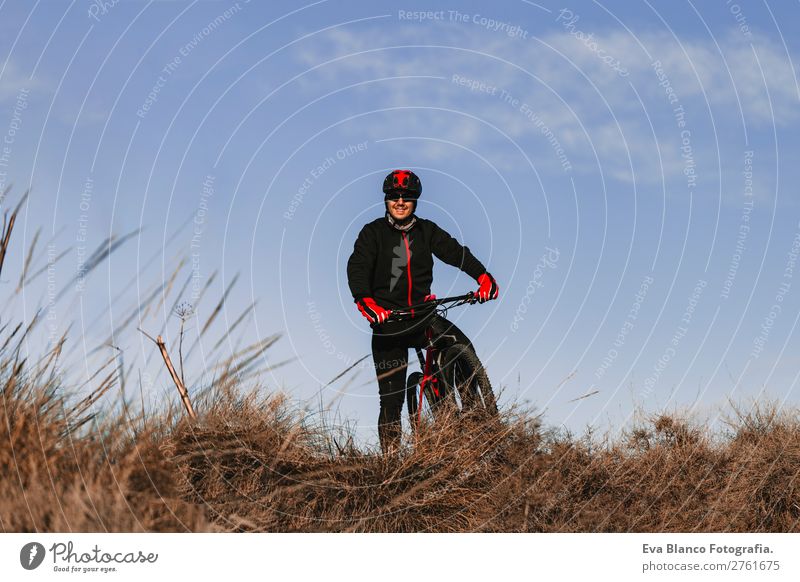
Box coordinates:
[347,215,487,310]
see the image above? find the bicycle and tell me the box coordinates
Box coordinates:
[373,292,498,430]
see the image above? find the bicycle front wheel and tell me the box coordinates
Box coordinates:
[440,343,498,415]
[406,369,454,429]
[406,371,423,426]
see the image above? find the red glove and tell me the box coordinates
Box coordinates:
[476,273,499,303]
[356,297,391,324]
[424,294,436,302]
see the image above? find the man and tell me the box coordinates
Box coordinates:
[346,169,499,454]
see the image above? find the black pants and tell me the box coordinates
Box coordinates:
[371,316,474,454]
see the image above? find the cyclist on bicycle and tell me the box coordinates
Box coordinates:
[346,169,499,454]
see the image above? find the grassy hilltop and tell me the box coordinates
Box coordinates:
[1,192,799,532]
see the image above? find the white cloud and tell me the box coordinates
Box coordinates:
[287,21,799,188]
[0,59,35,101]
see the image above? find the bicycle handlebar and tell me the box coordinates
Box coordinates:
[369,292,477,328]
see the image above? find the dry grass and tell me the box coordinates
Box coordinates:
[1,191,799,533]
[3,344,799,532]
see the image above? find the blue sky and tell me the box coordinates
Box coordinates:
[1,0,800,445]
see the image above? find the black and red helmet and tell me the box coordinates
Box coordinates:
[382,169,421,199]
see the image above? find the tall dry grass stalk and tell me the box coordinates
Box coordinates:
[137,327,196,421]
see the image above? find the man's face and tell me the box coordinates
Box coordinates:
[386,196,415,221]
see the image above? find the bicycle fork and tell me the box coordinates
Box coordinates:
[413,331,443,424]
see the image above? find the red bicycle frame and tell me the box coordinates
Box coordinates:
[371,292,477,425]
[415,327,442,423]
[377,292,476,425]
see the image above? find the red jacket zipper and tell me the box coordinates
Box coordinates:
[401,232,413,315]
